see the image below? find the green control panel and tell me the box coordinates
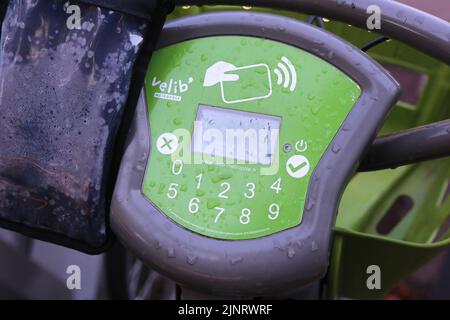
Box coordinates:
[142,36,361,240]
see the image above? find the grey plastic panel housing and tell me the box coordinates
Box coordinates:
[111,12,400,296]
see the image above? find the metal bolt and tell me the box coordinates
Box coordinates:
[283,143,292,153]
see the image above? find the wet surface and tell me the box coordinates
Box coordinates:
[0,0,147,248]
[398,0,450,22]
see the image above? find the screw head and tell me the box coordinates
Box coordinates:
[283,143,292,153]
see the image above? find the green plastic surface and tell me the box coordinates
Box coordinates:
[142,36,360,240]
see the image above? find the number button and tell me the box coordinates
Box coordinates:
[244,182,255,199]
[268,203,280,220]
[166,183,179,199]
[270,178,282,194]
[218,182,230,199]
[188,197,200,214]
[214,207,225,223]
[171,159,183,175]
[240,208,251,225]
[195,173,203,189]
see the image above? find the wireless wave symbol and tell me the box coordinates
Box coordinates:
[273,56,297,92]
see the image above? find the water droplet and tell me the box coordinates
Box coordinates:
[135,163,145,172]
[167,248,175,258]
[207,198,221,209]
[187,254,198,265]
[396,11,408,23]
[211,173,233,183]
[196,190,205,197]
[343,124,352,131]
[313,39,324,46]
[311,241,319,252]
[230,257,243,265]
[116,194,126,203]
[332,144,341,153]
[287,248,296,259]
[274,240,284,251]
[311,105,320,115]
[396,10,405,18]
[414,16,424,24]
[305,200,314,211]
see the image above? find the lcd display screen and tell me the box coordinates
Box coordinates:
[192,105,281,165]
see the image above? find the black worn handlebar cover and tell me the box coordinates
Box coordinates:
[0,0,171,254]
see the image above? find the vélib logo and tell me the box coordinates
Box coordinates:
[151,76,194,102]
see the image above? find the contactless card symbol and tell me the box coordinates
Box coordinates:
[274,56,297,92]
[203,57,298,104]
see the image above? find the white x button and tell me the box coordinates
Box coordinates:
[156,132,178,155]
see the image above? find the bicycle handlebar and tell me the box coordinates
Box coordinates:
[173,0,450,64]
